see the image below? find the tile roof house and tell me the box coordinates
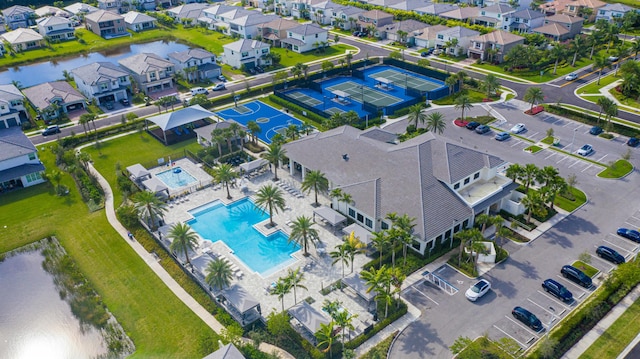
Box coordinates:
[502,9,546,33]
[0,84,27,129]
[368,0,405,7]
[414,24,449,49]
[71,62,131,105]
[307,0,341,25]
[380,19,430,46]
[282,126,516,255]
[23,81,87,122]
[227,12,279,39]
[2,5,36,30]
[119,53,176,97]
[441,6,479,22]
[595,3,637,23]
[467,30,525,63]
[64,2,100,16]
[97,0,129,14]
[281,23,328,53]
[35,6,71,18]
[84,10,128,38]
[167,48,221,82]
[474,3,515,28]
[388,0,432,11]
[328,5,365,30]
[0,127,46,191]
[258,18,300,47]
[357,10,394,36]
[222,39,271,69]
[435,26,480,56]
[123,11,157,32]
[539,0,605,21]
[199,4,241,30]
[36,16,76,41]
[534,13,584,41]
[414,3,458,16]
[0,28,45,53]
[167,3,210,24]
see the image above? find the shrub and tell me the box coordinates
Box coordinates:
[345,301,407,350]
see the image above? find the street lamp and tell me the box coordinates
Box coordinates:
[547,306,556,340]
[570,128,578,154]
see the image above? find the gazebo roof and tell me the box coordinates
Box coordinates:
[342,273,376,301]
[126,163,150,179]
[342,223,373,245]
[141,177,168,194]
[288,302,330,334]
[147,104,215,131]
[313,206,347,226]
[220,285,260,314]
[239,158,269,173]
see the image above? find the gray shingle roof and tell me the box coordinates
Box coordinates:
[3,5,33,17]
[223,39,270,52]
[71,62,129,86]
[383,19,429,34]
[229,13,279,27]
[482,3,515,13]
[437,25,480,39]
[85,9,123,22]
[22,81,85,110]
[415,3,458,15]
[0,127,37,162]
[600,3,634,12]
[1,28,44,44]
[510,8,545,19]
[203,343,246,359]
[37,16,71,27]
[0,84,23,103]
[168,3,210,19]
[167,48,215,63]
[289,23,326,36]
[64,2,99,15]
[123,11,156,25]
[203,4,240,16]
[118,53,173,75]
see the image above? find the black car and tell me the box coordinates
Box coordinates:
[596,246,625,264]
[542,279,573,302]
[466,121,480,130]
[421,51,428,57]
[256,66,264,73]
[561,265,592,288]
[475,125,490,134]
[617,228,640,242]
[627,138,639,147]
[248,68,256,75]
[512,306,543,331]
[120,98,130,106]
[42,125,61,136]
[589,126,603,135]
[352,31,360,36]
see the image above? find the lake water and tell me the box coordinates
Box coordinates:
[0,251,108,359]
[0,40,190,88]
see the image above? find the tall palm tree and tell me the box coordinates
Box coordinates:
[522,191,547,224]
[247,121,261,144]
[132,190,167,229]
[456,71,467,90]
[455,228,482,266]
[270,278,292,312]
[425,112,446,135]
[524,87,544,111]
[593,55,611,85]
[445,75,457,96]
[168,222,199,266]
[361,265,391,317]
[333,308,356,343]
[254,184,286,227]
[596,97,614,125]
[205,258,233,292]
[289,215,319,256]
[344,231,365,273]
[538,166,560,188]
[301,170,329,207]
[549,42,567,75]
[262,142,287,181]
[475,213,492,234]
[212,163,237,200]
[482,74,500,98]
[287,267,307,304]
[570,36,586,67]
[316,321,337,357]
[406,103,426,129]
[391,213,415,267]
[371,231,389,268]
[605,102,618,130]
[505,163,524,183]
[454,95,473,120]
[330,244,349,278]
[522,163,540,193]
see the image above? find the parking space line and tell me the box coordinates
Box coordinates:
[568,160,580,168]
[492,324,528,348]
[597,154,608,163]
[589,253,618,273]
[557,156,568,164]
[602,238,634,253]
[556,275,589,298]
[536,291,572,311]
[545,152,556,159]
[628,215,640,222]
[528,131,540,139]
[504,316,542,338]
[582,164,593,172]
[511,140,523,147]
[410,286,440,306]
[527,298,567,317]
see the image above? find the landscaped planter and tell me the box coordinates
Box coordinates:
[524,106,544,115]
[454,119,468,127]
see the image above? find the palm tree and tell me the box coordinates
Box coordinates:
[262,142,287,181]
[522,191,547,224]
[407,103,426,128]
[205,258,233,292]
[454,95,473,120]
[316,321,337,357]
[445,75,457,96]
[289,215,319,256]
[212,163,237,200]
[482,74,500,98]
[505,163,524,183]
[522,163,540,193]
[469,238,490,275]
[334,308,356,342]
[570,36,586,67]
[538,166,560,188]
[132,190,167,229]
[270,278,292,312]
[371,231,389,268]
[254,184,286,227]
[361,265,391,317]
[524,87,544,111]
[391,213,415,267]
[168,222,199,265]
[344,232,365,273]
[456,71,467,91]
[605,102,618,130]
[456,228,482,266]
[475,213,492,234]
[287,267,307,304]
[301,170,328,207]
[545,176,567,210]
[593,55,611,85]
[549,42,567,75]
[330,244,349,278]
[425,112,446,135]
[596,97,614,125]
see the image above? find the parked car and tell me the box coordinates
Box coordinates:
[218,75,227,82]
[589,126,603,135]
[352,31,360,36]
[421,51,429,57]
[248,68,256,75]
[627,137,639,147]
[190,87,209,96]
[256,66,264,73]
[357,32,367,37]
[512,307,543,331]
[617,228,640,242]
[561,265,592,288]
[596,246,625,264]
[511,123,526,134]
[475,125,490,134]
[608,56,619,62]
[433,49,442,55]
[565,73,578,81]
[577,144,593,156]
[495,132,511,141]
[466,121,480,130]
[42,125,61,136]
[120,98,130,106]
[105,102,114,110]
[542,279,573,303]
[212,83,226,91]
[465,279,491,302]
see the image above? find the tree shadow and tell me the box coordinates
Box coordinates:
[552,214,600,237]
[392,318,447,358]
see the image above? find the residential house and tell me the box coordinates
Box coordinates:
[71,62,131,105]
[281,23,328,53]
[2,5,36,30]
[414,24,448,49]
[199,4,240,31]
[595,3,637,23]
[282,126,516,255]
[227,12,279,39]
[247,0,274,11]
[119,53,175,97]
[474,4,514,28]
[167,3,210,24]
[35,6,71,18]
[0,84,27,129]
[274,0,293,16]
[467,30,525,62]
[97,0,128,14]
[22,81,87,122]
[539,0,605,21]
[534,13,583,41]
[357,10,394,36]
[414,3,458,16]
[388,0,432,12]
[308,0,340,25]
[136,0,159,12]
[36,16,76,41]
[258,18,300,47]
[64,2,99,16]
[329,6,365,30]
[435,26,480,56]
[222,39,271,70]
[0,127,46,191]
[502,8,545,33]
[123,11,157,32]
[368,0,405,8]
[440,7,479,22]
[1,28,45,53]
[84,10,128,38]
[381,20,429,46]
[167,48,221,82]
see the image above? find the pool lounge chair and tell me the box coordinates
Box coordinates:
[183,126,190,135]
[174,127,182,136]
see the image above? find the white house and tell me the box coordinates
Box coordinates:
[228,12,279,39]
[71,62,131,105]
[64,2,99,16]
[595,3,637,23]
[0,85,27,129]
[414,24,449,49]
[167,48,221,82]
[1,28,45,52]
[308,0,340,25]
[22,81,87,122]
[329,6,365,30]
[502,9,545,33]
[118,53,176,97]
[0,127,46,191]
[281,23,328,53]
[474,3,514,28]
[223,39,271,70]
[36,16,76,41]
[435,26,480,56]
[35,6,71,18]
[167,3,210,24]
[123,11,157,32]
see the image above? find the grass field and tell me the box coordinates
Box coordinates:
[554,187,587,212]
[432,89,485,105]
[272,44,356,67]
[598,159,634,178]
[0,140,217,357]
[577,74,620,95]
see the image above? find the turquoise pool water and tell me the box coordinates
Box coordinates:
[156,167,197,189]
[187,198,299,275]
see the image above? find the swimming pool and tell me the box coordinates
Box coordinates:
[156,167,197,189]
[187,198,299,275]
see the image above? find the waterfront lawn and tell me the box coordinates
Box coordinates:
[0,150,217,358]
[272,44,356,67]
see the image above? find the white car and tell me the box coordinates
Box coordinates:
[190,87,208,96]
[577,144,593,156]
[510,123,526,134]
[565,73,578,81]
[212,83,226,91]
[607,56,619,62]
[465,279,491,302]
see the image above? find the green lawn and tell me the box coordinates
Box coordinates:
[524,145,543,153]
[573,260,599,278]
[610,89,640,110]
[577,74,620,95]
[554,187,587,212]
[432,89,485,105]
[598,159,634,178]
[0,148,217,357]
[272,44,356,67]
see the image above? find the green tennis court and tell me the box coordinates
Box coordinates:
[372,69,442,92]
[325,107,345,115]
[286,91,323,107]
[326,81,402,107]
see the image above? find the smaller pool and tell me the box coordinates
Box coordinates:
[156,167,197,189]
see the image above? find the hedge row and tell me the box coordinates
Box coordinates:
[344,301,407,350]
[268,94,327,129]
[544,104,640,138]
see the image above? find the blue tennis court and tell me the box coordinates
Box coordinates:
[216,100,304,144]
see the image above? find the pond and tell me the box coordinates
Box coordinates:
[0,40,190,88]
[0,250,116,358]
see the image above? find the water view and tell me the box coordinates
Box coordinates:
[0,40,190,88]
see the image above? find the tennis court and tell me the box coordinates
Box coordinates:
[216,100,305,144]
[286,91,323,107]
[368,68,444,92]
[326,81,402,107]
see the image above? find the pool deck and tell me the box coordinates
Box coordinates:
[159,166,376,334]
[148,158,213,197]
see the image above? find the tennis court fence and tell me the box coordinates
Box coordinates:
[383,58,457,100]
[274,90,331,120]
